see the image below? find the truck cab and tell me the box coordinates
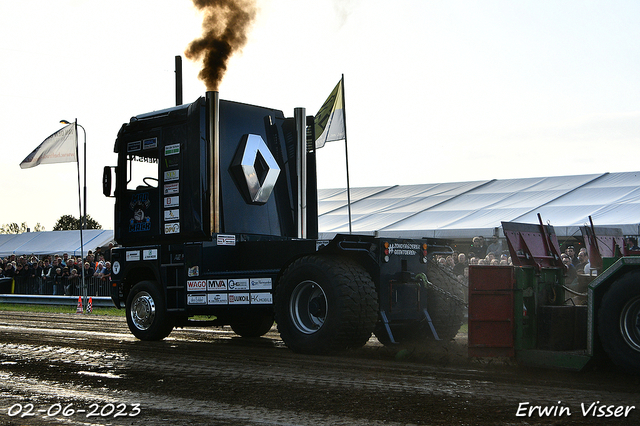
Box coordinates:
[104,92,465,354]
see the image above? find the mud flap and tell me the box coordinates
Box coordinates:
[380,311,397,344]
[423,308,441,341]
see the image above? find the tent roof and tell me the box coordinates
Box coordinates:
[318,171,640,239]
[0,229,114,257]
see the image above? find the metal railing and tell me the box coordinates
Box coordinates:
[6,276,111,297]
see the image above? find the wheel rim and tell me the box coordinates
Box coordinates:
[130,291,156,331]
[620,295,640,353]
[289,280,327,334]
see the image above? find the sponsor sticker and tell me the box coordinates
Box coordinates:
[163,182,179,195]
[228,293,250,305]
[164,196,179,208]
[208,293,228,305]
[208,279,227,291]
[388,243,420,256]
[227,278,249,291]
[165,143,180,156]
[164,170,179,182]
[126,251,140,261]
[127,141,141,152]
[188,266,200,277]
[250,278,272,290]
[187,280,207,292]
[165,223,180,234]
[217,234,236,246]
[165,156,179,168]
[143,138,158,149]
[250,292,273,304]
[164,209,180,221]
[187,294,207,305]
[143,249,158,260]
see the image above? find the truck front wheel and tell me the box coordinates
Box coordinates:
[275,256,378,354]
[598,271,640,373]
[126,280,174,341]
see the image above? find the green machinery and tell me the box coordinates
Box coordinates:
[469,215,640,373]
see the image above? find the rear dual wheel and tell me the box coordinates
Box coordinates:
[275,256,378,354]
[598,271,640,373]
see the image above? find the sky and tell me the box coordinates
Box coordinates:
[1,0,640,232]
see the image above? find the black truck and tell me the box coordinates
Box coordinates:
[102,92,464,353]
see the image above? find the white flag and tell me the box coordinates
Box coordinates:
[20,123,77,169]
[314,79,345,149]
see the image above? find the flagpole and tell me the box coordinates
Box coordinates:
[341,74,353,234]
[72,120,87,310]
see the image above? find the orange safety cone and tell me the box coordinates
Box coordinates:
[87,297,93,314]
[76,296,83,314]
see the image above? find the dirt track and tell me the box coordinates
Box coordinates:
[0,310,638,425]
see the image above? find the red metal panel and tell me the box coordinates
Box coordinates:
[468,266,515,357]
[469,265,514,291]
[502,220,563,269]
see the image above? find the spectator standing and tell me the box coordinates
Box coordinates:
[13,263,27,292]
[470,236,487,259]
[453,253,467,277]
[24,262,37,293]
[83,262,95,295]
[66,269,79,295]
[576,250,589,274]
[486,237,503,257]
[41,259,52,294]
[561,254,578,283]
[101,262,112,281]
[52,267,63,295]
[3,261,15,277]
[565,246,578,266]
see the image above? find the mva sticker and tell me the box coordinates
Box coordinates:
[208,279,227,290]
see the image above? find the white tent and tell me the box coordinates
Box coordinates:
[318,171,640,239]
[0,229,114,257]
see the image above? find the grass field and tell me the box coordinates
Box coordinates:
[0,303,125,316]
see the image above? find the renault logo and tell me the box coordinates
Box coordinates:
[231,134,280,205]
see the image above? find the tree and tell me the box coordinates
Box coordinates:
[53,215,102,231]
[0,222,45,234]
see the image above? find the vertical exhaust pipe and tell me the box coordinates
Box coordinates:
[175,56,183,106]
[295,107,307,239]
[206,91,220,234]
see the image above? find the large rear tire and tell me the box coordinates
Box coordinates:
[275,255,378,354]
[126,280,174,341]
[598,271,640,374]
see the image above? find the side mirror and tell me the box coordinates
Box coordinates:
[103,166,115,197]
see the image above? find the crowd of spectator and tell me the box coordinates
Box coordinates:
[0,248,112,296]
[433,235,512,285]
[436,235,640,287]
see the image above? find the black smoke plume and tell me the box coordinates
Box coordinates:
[185,0,257,91]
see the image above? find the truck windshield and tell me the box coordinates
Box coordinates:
[127,154,159,191]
